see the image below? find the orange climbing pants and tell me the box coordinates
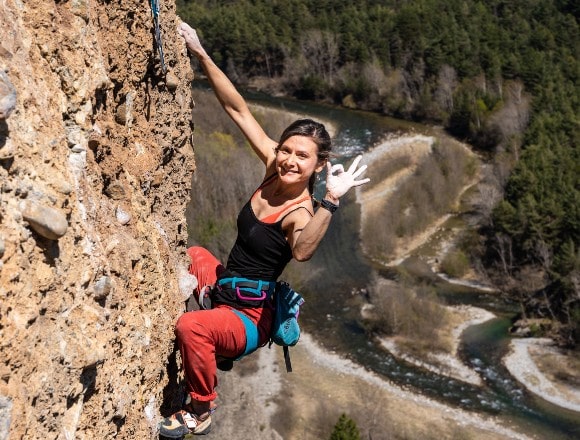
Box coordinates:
[175,246,273,403]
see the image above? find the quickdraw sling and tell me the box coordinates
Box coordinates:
[149,0,167,73]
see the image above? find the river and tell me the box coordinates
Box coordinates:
[195,84,580,439]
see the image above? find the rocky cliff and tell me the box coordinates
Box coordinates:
[0,0,196,438]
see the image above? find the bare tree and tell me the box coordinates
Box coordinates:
[490,79,531,157]
[282,46,308,88]
[474,165,504,226]
[403,57,426,103]
[434,64,457,113]
[493,232,513,277]
[361,58,388,107]
[535,239,553,272]
[477,183,503,226]
[300,29,339,84]
[382,68,410,113]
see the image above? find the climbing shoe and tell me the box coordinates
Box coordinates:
[159,409,212,438]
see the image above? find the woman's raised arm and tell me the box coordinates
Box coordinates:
[178,23,277,166]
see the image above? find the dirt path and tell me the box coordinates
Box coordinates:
[357,134,432,204]
[357,133,478,266]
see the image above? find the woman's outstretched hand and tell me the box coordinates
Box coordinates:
[325,155,370,200]
[178,22,207,58]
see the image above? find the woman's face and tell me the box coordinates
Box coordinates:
[276,135,325,186]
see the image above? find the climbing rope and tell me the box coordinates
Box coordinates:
[150,0,167,73]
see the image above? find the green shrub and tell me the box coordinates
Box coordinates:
[330,413,360,440]
[440,249,470,278]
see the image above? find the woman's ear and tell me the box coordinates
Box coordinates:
[315,159,327,173]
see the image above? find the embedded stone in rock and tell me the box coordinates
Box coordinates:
[105,181,126,200]
[0,71,17,119]
[178,266,198,301]
[88,124,102,149]
[54,180,73,195]
[115,205,131,225]
[71,144,86,153]
[93,276,112,300]
[0,141,14,160]
[115,103,128,125]
[115,92,134,126]
[166,71,179,90]
[19,199,68,240]
[68,150,87,171]
[69,0,90,22]
[65,124,86,148]
[0,395,12,440]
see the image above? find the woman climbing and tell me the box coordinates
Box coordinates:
[159,22,370,438]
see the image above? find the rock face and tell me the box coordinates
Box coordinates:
[0,0,196,438]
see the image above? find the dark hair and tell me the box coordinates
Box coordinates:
[277,119,332,195]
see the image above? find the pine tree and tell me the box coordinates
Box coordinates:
[330,413,360,440]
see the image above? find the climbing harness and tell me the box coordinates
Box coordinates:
[206,277,304,373]
[149,0,167,73]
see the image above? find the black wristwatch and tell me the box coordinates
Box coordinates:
[320,199,339,214]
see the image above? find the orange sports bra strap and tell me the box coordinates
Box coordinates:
[260,195,312,224]
[293,194,313,206]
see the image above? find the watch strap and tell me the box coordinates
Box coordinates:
[320,199,339,214]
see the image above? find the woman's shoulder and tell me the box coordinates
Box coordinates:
[282,196,314,221]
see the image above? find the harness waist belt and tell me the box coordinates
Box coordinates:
[218,277,275,293]
[213,276,276,308]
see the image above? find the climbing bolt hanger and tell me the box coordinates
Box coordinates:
[150,0,167,73]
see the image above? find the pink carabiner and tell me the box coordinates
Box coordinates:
[236,287,267,301]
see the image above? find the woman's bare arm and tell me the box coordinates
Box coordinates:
[178,23,277,166]
[286,206,334,262]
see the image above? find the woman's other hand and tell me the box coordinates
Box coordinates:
[178,22,208,58]
[325,155,370,201]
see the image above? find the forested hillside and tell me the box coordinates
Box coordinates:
[177,0,579,346]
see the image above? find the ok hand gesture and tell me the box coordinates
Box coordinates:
[325,155,370,200]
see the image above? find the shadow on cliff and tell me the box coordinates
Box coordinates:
[0,120,13,170]
[159,341,186,417]
[30,232,61,265]
[0,120,7,148]
[159,299,203,417]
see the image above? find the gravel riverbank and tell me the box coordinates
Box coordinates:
[503,338,580,413]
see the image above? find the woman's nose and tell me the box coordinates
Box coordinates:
[285,152,297,165]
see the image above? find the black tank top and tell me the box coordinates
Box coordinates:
[226,199,294,281]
